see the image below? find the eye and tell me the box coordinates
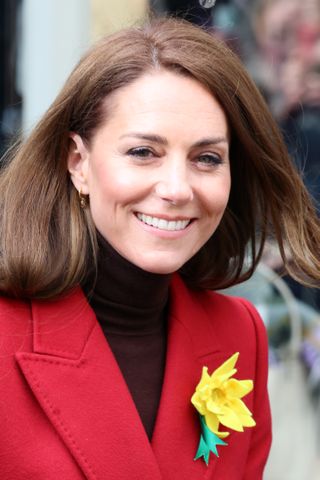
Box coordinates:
[126,147,156,159]
[196,153,223,167]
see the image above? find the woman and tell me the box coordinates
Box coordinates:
[0,18,319,480]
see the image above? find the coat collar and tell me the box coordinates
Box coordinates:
[16,276,230,480]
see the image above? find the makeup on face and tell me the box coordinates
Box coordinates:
[68,70,231,274]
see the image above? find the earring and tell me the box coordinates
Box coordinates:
[78,189,88,209]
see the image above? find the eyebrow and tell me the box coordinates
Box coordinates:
[119,133,229,147]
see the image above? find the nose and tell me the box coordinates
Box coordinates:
[154,158,194,205]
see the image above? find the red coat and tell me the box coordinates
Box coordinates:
[0,275,271,479]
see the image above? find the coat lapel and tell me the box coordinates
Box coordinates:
[15,277,234,480]
[16,289,162,480]
[152,275,232,480]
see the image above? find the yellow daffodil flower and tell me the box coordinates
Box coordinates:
[191,352,256,438]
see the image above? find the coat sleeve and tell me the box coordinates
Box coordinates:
[239,298,272,479]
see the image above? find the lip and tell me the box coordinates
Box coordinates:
[135,212,194,221]
[134,212,195,237]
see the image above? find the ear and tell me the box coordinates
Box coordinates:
[67,133,90,194]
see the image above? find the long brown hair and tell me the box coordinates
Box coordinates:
[0,17,319,298]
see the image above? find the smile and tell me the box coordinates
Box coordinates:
[136,213,191,231]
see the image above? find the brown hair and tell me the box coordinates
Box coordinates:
[0,17,319,299]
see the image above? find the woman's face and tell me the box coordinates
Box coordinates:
[68,70,231,274]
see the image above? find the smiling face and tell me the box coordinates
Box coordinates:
[68,70,231,274]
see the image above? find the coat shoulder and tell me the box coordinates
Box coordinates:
[198,289,268,355]
[172,275,269,370]
[199,289,266,334]
[176,274,267,340]
[0,295,33,381]
[0,295,32,335]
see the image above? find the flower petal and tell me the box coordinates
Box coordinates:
[228,398,253,417]
[217,407,244,431]
[225,379,253,399]
[204,412,230,439]
[211,352,239,382]
[212,370,237,386]
[196,367,211,390]
[206,398,224,415]
[204,411,219,432]
[238,413,256,428]
[191,392,207,415]
[215,430,230,439]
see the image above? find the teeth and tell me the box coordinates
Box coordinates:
[137,213,191,231]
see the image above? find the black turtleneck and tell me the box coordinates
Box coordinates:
[82,234,171,440]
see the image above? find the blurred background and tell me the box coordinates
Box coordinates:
[1,1,319,478]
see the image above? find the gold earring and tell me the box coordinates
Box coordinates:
[78,189,88,209]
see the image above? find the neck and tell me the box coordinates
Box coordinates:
[82,233,171,334]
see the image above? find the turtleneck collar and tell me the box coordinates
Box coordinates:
[83,232,171,335]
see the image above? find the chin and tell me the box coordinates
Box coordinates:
[136,258,185,275]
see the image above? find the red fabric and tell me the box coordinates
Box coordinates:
[0,275,271,479]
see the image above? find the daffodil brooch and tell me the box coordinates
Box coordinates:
[191,352,256,465]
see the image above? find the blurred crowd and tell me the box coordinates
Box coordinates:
[249,0,320,219]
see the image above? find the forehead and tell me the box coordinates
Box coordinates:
[97,69,229,137]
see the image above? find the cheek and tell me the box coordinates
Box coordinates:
[88,162,137,202]
[88,165,150,224]
[202,179,231,219]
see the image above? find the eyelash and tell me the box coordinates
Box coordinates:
[196,153,223,167]
[127,147,155,159]
[126,147,223,168]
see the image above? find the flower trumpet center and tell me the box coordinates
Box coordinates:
[211,388,227,404]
